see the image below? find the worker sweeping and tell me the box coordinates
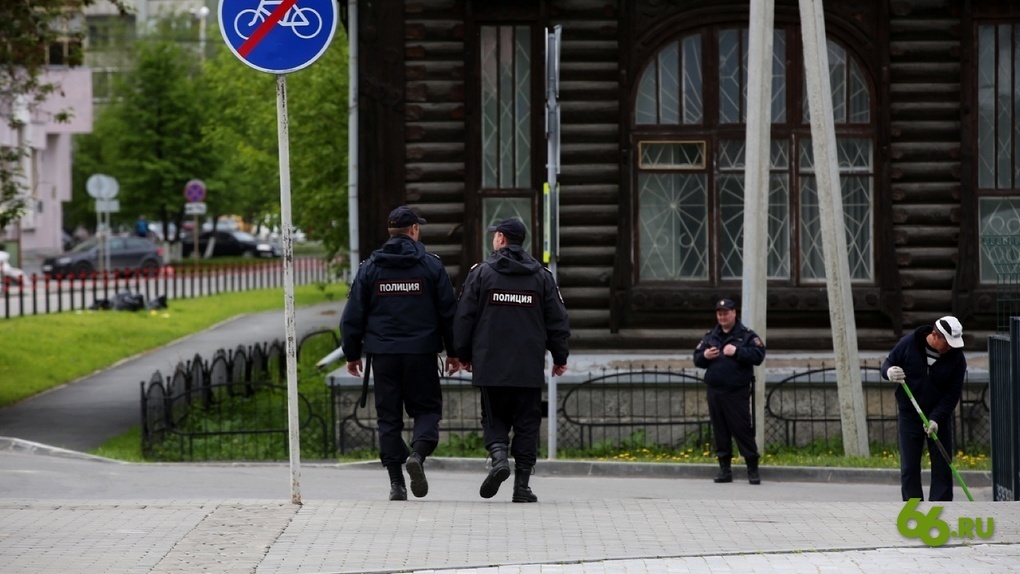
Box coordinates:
[882,316,971,502]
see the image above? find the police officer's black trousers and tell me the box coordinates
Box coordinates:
[898,409,954,501]
[707,385,759,461]
[479,386,542,468]
[372,353,442,467]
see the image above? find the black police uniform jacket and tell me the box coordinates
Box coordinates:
[881,325,967,424]
[340,235,457,359]
[692,320,766,391]
[453,245,570,388]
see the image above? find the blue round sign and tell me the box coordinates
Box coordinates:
[219,0,338,74]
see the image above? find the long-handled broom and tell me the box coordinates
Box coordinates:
[898,380,975,502]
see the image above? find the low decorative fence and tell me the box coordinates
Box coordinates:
[140,329,338,461]
[764,365,989,451]
[142,347,992,461]
[328,362,990,457]
[557,370,712,451]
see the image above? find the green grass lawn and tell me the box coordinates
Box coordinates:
[92,426,990,471]
[0,282,347,407]
[558,443,990,471]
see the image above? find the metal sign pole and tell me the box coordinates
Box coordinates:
[217,0,337,505]
[544,25,562,460]
[277,73,302,505]
[104,210,111,272]
[193,214,199,266]
[544,25,561,277]
[94,205,102,273]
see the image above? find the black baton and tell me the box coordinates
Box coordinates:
[358,354,372,408]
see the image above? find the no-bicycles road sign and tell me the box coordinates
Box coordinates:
[219,0,338,74]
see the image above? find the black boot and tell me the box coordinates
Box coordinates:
[405,452,428,498]
[512,466,538,503]
[479,443,510,499]
[713,456,733,483]
[747,455,761,485]
[387,464,406,501]
[389,483,407,501]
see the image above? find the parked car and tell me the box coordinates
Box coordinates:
[147,221,178,241]
[41,236,163,277]
[257,225,308,244]
[181,230,281,258]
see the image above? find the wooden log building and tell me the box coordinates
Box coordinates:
[347,0,1017,350]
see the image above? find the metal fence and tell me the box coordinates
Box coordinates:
[764,364,988,451]
[329,363,990,459]
[989,326,1020,501]
[140,329,338,461]
[142,348,991,462]
[2,256,330,319]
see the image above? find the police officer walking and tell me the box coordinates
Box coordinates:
[693,298,766,484]
[341,206,460,501]
[454,218,570,503]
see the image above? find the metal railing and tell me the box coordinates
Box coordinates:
[142,351,991,462]
[332,364,989,459]
[2,256,330,319]
[764,363,988,452]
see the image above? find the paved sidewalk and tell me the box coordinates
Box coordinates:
[0,300,1015,573]
[0,443,1015,574]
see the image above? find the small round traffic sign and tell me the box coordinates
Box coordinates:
[86,174,119,200]
[184,179,207,203]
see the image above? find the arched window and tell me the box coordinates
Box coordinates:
[632,27,875,286]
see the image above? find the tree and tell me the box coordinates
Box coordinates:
[201,34,350,259]
[70,15,215,237]
[101,37,213,226]
[69,13,349,258]
[286,36,350,260]
[1,0,126,230]
[201,44,280,229]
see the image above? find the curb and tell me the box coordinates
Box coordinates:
[337,456,993,487]
[1,438,992,488]
[0,437,127,463]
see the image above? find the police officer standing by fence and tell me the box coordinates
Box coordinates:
[341,206,459,501]
[454,218,570,503]
[693,298,766,485]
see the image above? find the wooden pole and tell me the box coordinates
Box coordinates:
[799,0,869,456]
[742,0,775,454]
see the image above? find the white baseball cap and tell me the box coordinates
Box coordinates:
[935,316,964,348]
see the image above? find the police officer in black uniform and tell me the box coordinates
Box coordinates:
[454,218,570,503]
[341,206,459,501]
[693,298,766,484]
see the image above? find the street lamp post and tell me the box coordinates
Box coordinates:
[193,5,210,60]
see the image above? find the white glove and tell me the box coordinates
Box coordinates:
[924,419,938,437]
[886,366,905,383]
